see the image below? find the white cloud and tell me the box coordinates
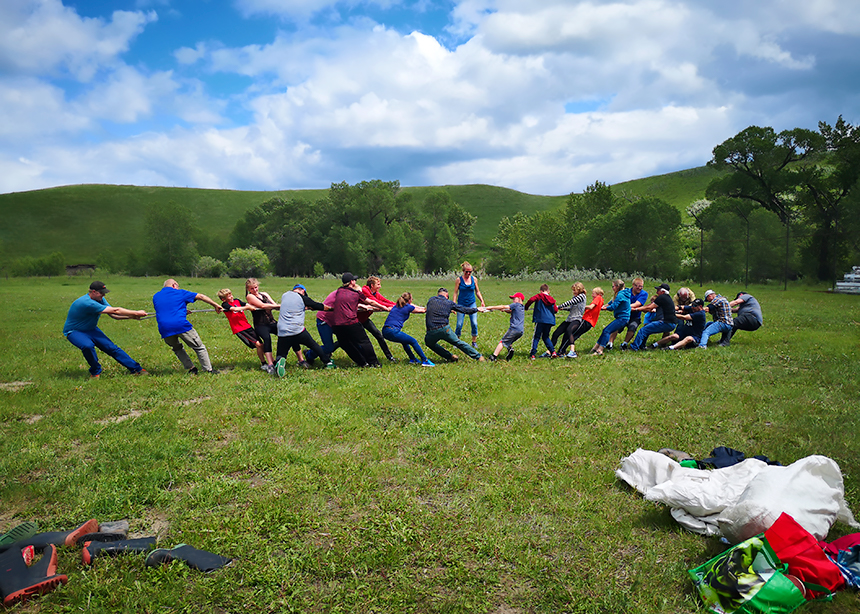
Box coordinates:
[0,77,91,139]
[0,0,156,81]
[1,0,859,196]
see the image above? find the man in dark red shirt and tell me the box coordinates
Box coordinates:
[331,273,390,367]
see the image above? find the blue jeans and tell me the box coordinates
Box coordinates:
[66,328,142,375]
[305,320,339,361]
[455,304,478,338]
[530,322,555,355]
[425,325,481,361]
[596,317,629,347]
[699,321,732,347]
[630,321,675,350]
[382,327,427,361]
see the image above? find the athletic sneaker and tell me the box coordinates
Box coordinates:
[298,360,311,369]
[650,342,660,349]
[387,356,398,362]
[606,342,613,350]
[539,351,551,358]
[408,358,420,365]
[471,341,478,349]
[565,350,578,358]
[421,359,435,367]
[620,342,628,350]
[260,364,269,372]
[529,354,536,361]
[550,352,558,359]
[132,368,148,376]
[275,357,286,378]
[506,349,514,361]
[324,361,337,369]
[487,354,497,362]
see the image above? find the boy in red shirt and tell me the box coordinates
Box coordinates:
[217,288,272,373]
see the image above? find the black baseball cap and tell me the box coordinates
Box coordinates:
[89,281,109,294]
[655,283,670,292]
[341,272,356,284]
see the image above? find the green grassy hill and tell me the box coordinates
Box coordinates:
[0,168,715,264]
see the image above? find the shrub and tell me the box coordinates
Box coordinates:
[227,247,270,278]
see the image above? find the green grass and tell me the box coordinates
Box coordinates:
[0,168,715,264]
[612,166,722,212]
[1,276,859,612]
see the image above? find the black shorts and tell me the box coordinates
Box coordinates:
[235,328,262,349]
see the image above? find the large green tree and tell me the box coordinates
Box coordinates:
[145,202,199,275]
[706,125,820,285]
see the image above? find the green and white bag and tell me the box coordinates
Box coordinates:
[688,535,809,614]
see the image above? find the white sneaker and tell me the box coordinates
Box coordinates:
[565,351,577,358]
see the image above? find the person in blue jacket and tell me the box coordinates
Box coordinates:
[591,279,630,355]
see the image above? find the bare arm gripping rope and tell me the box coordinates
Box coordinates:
[140,309,218,320]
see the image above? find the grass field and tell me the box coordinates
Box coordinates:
[2,276,857,613]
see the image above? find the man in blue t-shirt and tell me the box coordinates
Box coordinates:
[153,279,223,374]
[63,280,148,378]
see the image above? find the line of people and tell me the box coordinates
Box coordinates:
[62,273,763,378]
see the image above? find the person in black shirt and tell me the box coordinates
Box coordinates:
[628,283,677,351]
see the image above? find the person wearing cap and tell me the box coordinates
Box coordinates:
[484,292,526,361]
[331,273,391,367]
[662,298,708,349]
[424,288,486,362]
[273,284,335,374]
[152,279,223,374]
[628,283,678,350]
[720,292,763,345]
[698,289,734,348]
[360,276,397,362]
[63,281,148,378]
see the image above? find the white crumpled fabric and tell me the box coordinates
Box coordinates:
[616,448,859,542]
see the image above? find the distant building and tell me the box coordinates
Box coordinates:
[66,264,96,276]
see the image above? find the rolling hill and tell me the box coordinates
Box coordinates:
[0,167,717,264]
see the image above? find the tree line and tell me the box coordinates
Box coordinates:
[7,118,857,283]
[488,116,860,284]
[87,180,476,278]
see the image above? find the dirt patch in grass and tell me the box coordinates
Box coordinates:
[0,381,34,392]
[96,409,149,425]
[177,395,212,406]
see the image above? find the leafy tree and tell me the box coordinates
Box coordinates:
[227,247,270,278]
[145,202,199,275]
[706,126,822,285]
[797,117,860,282]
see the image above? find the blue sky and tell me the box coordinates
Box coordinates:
[2,0,859,195]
